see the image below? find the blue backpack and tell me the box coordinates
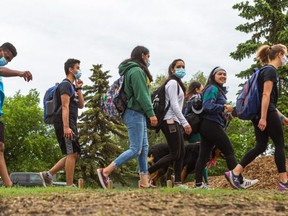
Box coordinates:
[43,80,74,124]
[236,66,272,120]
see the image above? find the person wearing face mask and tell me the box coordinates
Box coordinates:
[226,44,288,190]
[97,46,158,189]
[39,58,84,187]
[148,59,192,189]
[0,42,33,187]
[194,66,258,189]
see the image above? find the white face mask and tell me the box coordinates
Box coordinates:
[281,55,288,66]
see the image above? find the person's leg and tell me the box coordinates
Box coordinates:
[173,123,185,183]
[148,121,181,174]
[265,112,287,183]
[49,157,67,175]
[65,152,79,186]
[137,116,150,187]
[0,142,12,187]
[233,119,269,175]
[102,109,143,176]
[194,136,213,185]
[0,122,12,187]
[195,120,214,185]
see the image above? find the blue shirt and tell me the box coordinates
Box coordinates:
[0,77,5,117]
[202,85,227,127]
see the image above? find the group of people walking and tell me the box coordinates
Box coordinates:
[1,42,288,190]
[97,44,288,191]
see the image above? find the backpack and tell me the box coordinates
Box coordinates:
[182,93,204,140]
[235,65,272,120]
[101,64,139,122]
[148,77,179,132]
[43,80,74,124]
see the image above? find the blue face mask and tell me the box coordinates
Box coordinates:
[174,68,186,79]
[0,52,7,66]
[146,60,151,68]
[74,70,82,79]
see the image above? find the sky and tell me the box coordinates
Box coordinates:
[1,0,254,106]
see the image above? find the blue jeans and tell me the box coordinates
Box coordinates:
[113,108,149,174]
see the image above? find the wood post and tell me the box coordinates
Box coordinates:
[107,180,113,189]
[78,178,84,188]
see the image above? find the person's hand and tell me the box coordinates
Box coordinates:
[224,104,233,113]
[258,118,267,131]
[184,124,192,135]
[76,79,83,88]
[149,116,158,127]
[64,127,74,140]
[282,117,288,126]
[19,71,33,82]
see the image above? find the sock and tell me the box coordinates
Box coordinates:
[47,171,52,178]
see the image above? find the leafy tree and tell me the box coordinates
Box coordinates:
[189,71,207,86]
[3,89,61,172]
[76,64,135,187]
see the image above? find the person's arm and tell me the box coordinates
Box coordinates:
[0,67,32,81]
[75,79,84,109]
[258,80,273,131]
[130,69,154,117]
[61,94,73,139]
[203,85,225,114]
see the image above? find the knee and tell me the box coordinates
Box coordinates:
[130,147,141,158]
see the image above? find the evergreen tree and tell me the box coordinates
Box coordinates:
[76,64,135,187]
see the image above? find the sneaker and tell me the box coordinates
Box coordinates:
[278,181,288,191]
[224,171,243,189]
[195,182,209,189]
[240,178,259,189]
[39,171,53,187]
[97,168,108,189]
[174,183,189,189]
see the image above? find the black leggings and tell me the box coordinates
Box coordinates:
[148,121,185,182]
[195,119,239,184]
[240,110,286,173]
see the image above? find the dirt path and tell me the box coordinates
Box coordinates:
[1,189,288,216]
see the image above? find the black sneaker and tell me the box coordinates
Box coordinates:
[224,171,243,189]
[39,171,53,187]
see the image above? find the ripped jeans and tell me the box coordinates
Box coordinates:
[113,108,149,174]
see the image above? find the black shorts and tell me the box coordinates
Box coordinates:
[0,121,4,143]
[54,123,81,155]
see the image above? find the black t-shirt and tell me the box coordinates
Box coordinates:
[54,79,78,126]
[258,66,278,112]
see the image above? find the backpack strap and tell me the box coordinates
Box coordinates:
[61,79,75,97]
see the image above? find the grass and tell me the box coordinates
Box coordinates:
[1,186,288,203]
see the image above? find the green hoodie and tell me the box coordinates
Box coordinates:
[119,61,155,118]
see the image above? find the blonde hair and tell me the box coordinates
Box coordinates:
[256,44,287,65]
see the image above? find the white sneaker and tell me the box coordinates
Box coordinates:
[240,178,259,189]
[195,182,209,189]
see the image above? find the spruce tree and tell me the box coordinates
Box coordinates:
[76,64,132,187]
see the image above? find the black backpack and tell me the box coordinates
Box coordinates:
[183,93,204,140]
[148,77,179,132]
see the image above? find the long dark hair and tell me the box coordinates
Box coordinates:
[204,66,227,99]
[185,81,202,100]
[167,59,186,93]
[120,45,153,81]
